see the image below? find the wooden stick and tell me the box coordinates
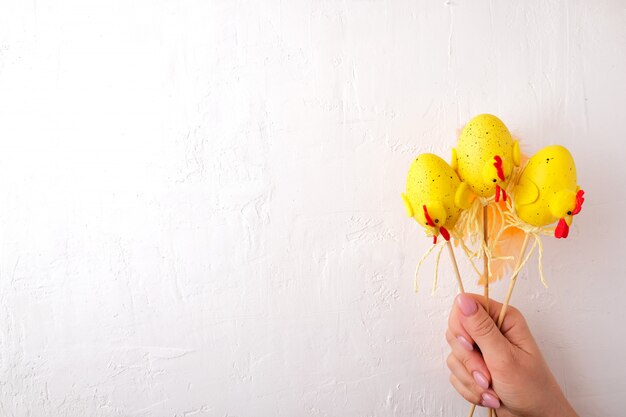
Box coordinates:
[488,407,493,417]
[470,206,491,417]
[497,234,531,328]
[444,238,470,412]
[483,205,490,313]
[446,240,465,294]
[483,206,492,416]
[467,206,492,417]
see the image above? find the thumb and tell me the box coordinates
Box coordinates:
[455,294,511,365]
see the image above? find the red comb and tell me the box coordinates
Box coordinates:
[493,155,505,181]
[572,189,585,215]
[422,205,435,227]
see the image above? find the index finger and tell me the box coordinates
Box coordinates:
[448,293,504,347]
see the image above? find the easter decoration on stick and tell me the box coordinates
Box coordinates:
[481,145,585,417]
[461,131,583,417]
[452,114,520,417]
[402,153,474,294]
[497,145,585,327]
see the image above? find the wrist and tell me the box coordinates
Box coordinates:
[543,391,578,417]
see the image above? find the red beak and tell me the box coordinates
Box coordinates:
[555,218,570,238]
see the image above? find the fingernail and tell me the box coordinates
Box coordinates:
[456,294,478,316]
[481,392,501,408]
[472,371,489,390]
[457,336,474,351]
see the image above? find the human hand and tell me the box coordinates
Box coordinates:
[446,293,578,417]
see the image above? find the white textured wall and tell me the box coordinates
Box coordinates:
[1,1,625,416]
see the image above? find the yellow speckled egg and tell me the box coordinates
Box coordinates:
[402,153,473,241]
[514,145,584,238]
[452,114,520,199]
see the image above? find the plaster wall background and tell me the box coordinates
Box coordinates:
[1,1,625,416]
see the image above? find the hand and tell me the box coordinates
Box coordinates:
[446,293,579,417]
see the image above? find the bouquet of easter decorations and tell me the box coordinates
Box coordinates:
[401,114,585,417]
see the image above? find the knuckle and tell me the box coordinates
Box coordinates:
[508,304,520,316]
[460,352,472,369]
[461,388,481,405]
[493,346,516,370]
[508,305,525,324]
[446,354,454,370]
[473,313,496,338]
[449,374,455,386]
[445,330,453,345]
[449,375,480,405]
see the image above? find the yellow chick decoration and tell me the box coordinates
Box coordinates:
[452,114,521,202]
[402,154,474,244]
[513,145,585,238]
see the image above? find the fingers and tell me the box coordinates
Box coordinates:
[445,330,492,389]
[448,293,500,350]
[447,342,503,409]
[446,293,542,412]
[446,351,490,393]
[448,293,530,348]
[448,373,501,408]
[449,373,481,405]
[448,294,502,341]
[449,294,516,367]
